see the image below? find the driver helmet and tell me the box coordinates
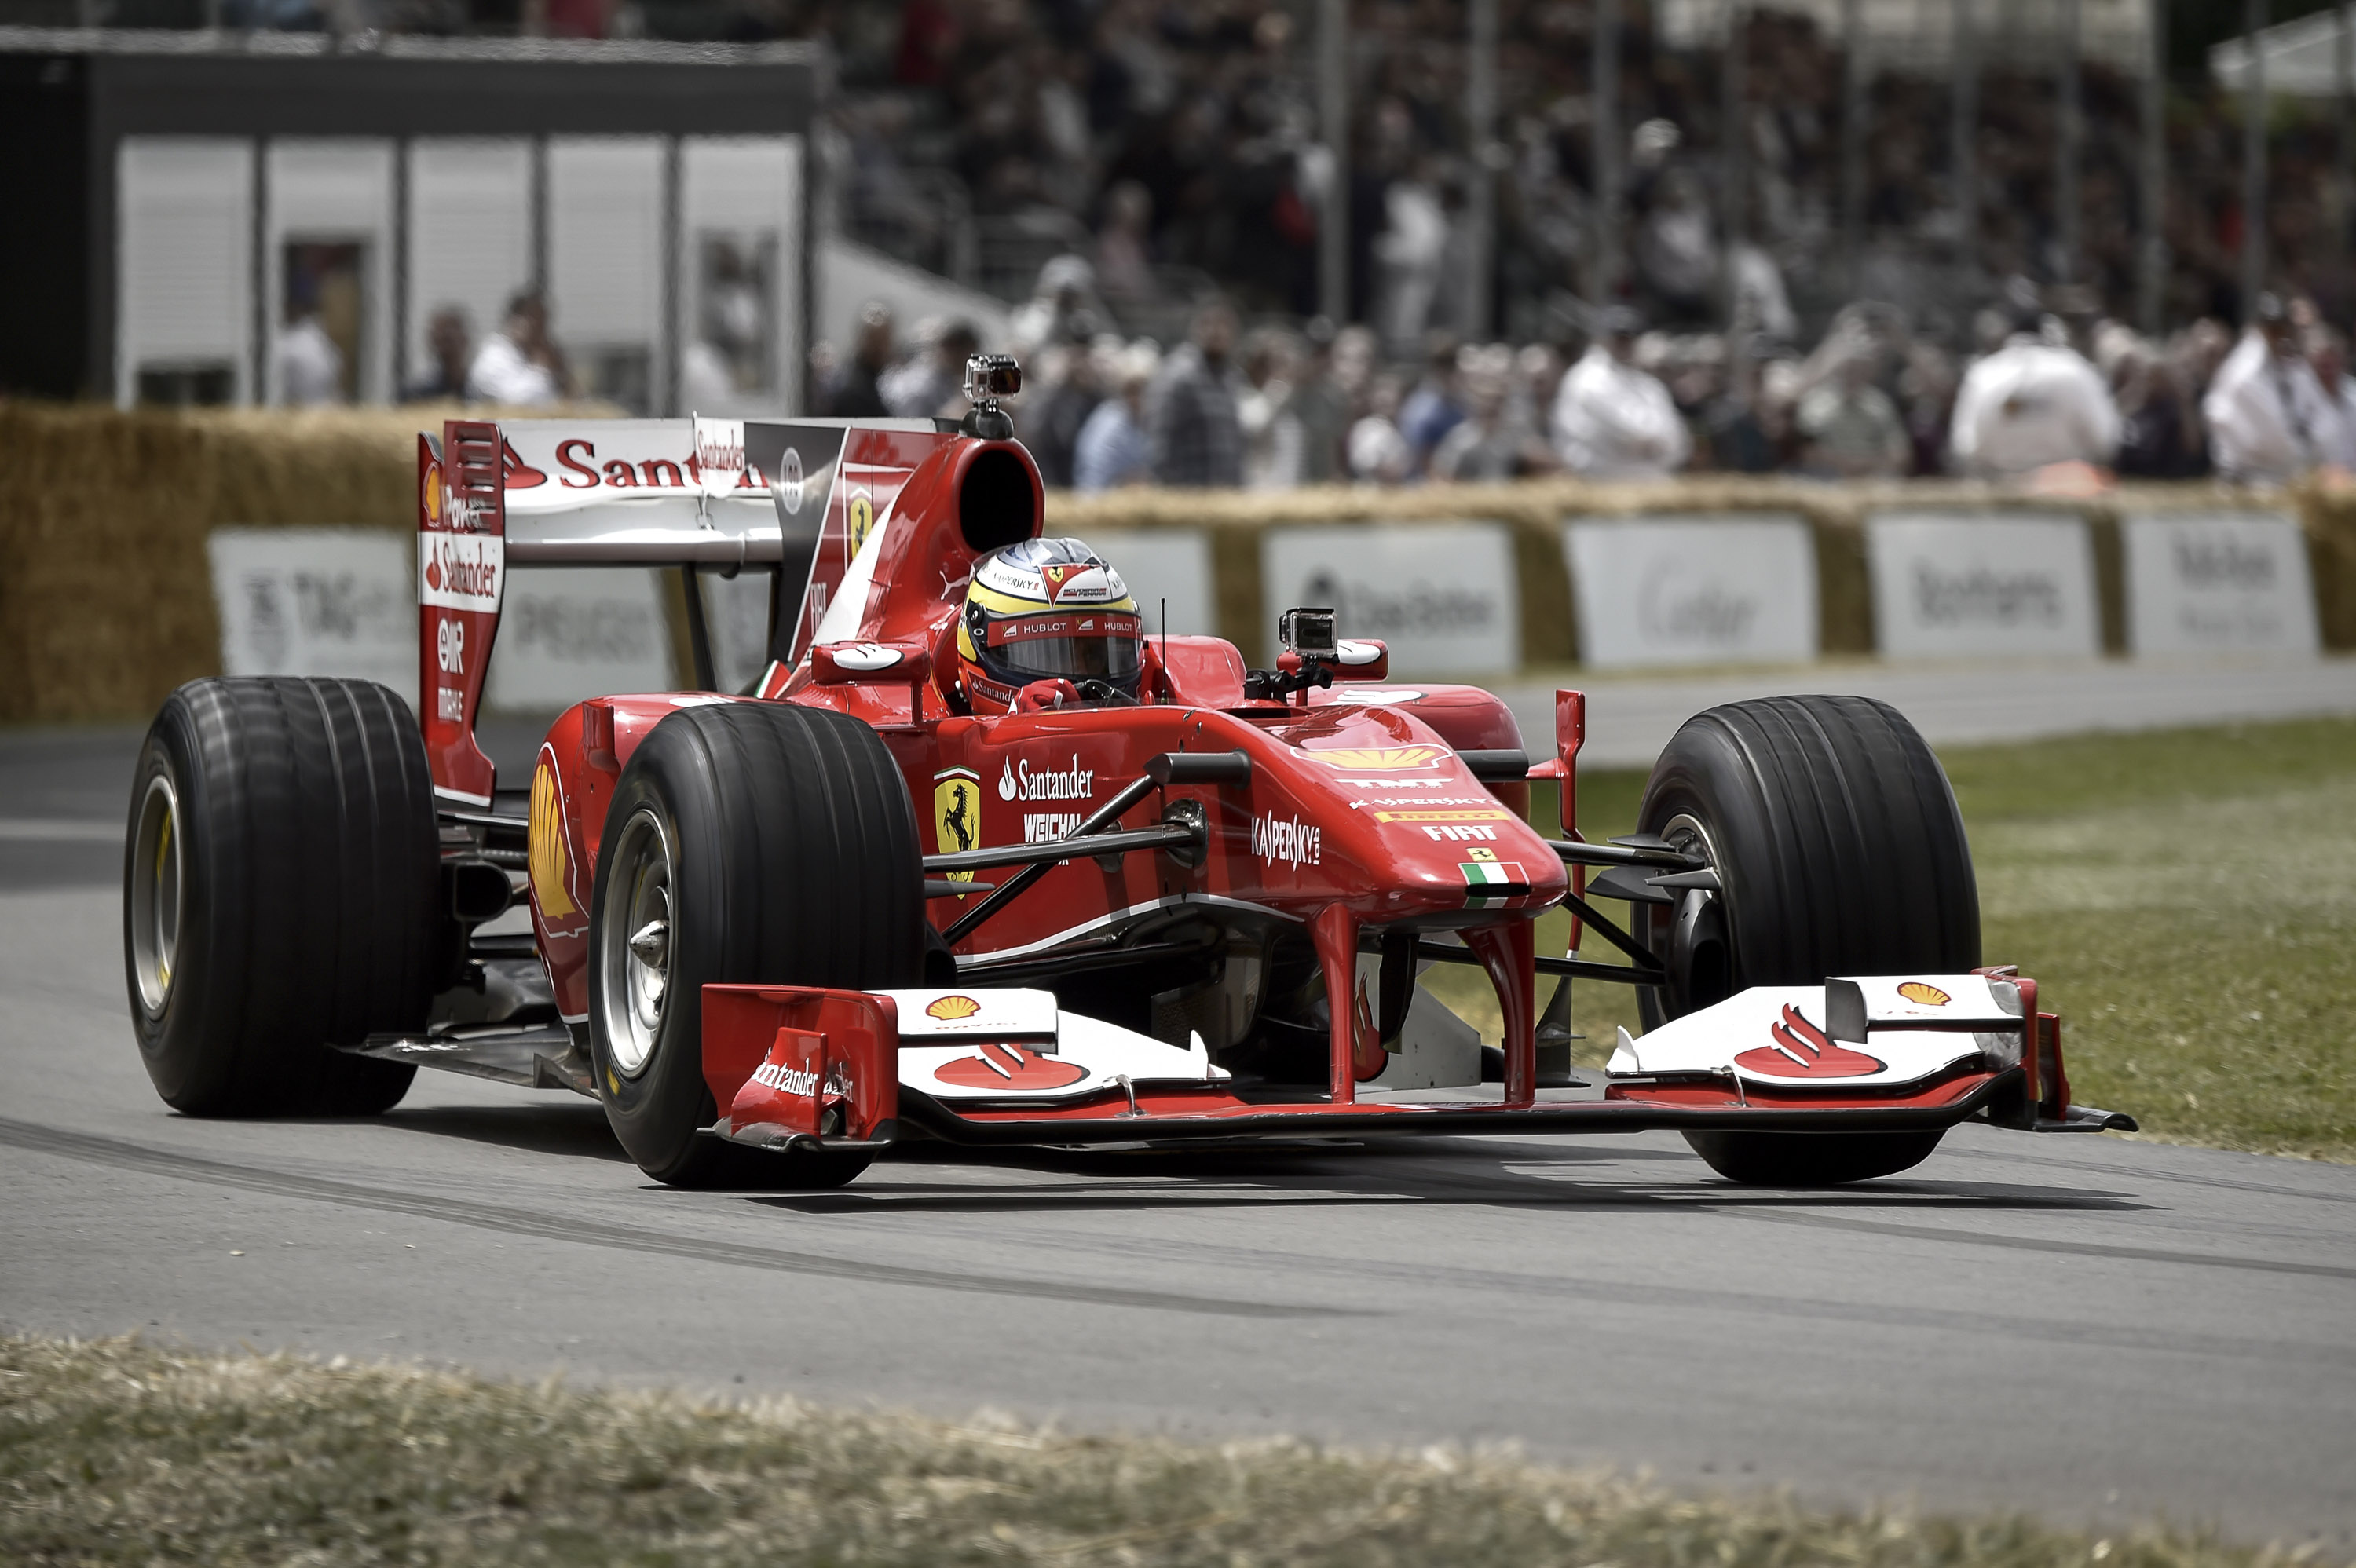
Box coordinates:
[954,536,1143,712]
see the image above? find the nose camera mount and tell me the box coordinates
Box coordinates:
[960,354,1022,440]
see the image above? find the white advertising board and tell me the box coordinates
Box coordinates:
[207,528,415,708]
[2123,512,2319,656]
[1867,512,2101,659]
[1564,514,1818,669]
[1084,528,1216,638]
[485,567,674,711]
[1260,522,1520,676]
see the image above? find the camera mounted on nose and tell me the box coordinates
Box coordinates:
[960,354,1022,440]
[1243,606,1340,701]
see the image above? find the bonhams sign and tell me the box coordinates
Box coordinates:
[1564,514,1818,669]
[2123,512,2318,656]
[1866,512,2100,659]
[1260,521,1520,676]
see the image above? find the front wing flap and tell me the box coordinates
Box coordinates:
[700,974,2131,1154]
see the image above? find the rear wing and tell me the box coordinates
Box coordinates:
[415,415,955,806]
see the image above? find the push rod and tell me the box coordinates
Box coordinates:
[925,821,1196,875]
[1542,838,1705,871]
[1394,935,1664,986]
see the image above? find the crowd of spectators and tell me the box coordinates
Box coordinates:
[807,2,2356,360]
[818,261,2356,492]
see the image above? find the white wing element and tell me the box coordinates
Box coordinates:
[826,642,907,672]
[885,989,1232,1103]
[1607,974,2025,1089]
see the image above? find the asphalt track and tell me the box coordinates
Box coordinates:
[4,689,2354,1551]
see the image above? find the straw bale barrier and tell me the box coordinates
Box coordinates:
[4,401,2351,726]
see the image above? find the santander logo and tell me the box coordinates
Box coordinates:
[1732,1004,1886,1080]
[931,1042,1087,1091]
[420,534,503,612]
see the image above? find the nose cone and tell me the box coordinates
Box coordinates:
[1270,719,1568,923]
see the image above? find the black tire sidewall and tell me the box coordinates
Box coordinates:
[587,771,715,1179]
[586,704,923,1186]
[120,678,434,1117]
[1638,696,1981,1016]
[125,710,230,1110]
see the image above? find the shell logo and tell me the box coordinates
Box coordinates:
[925,995,982,1022]
[527,762,576,922]
[1304,746,1444,771]
[1897,981,1952,1007]
[421,463,443,525]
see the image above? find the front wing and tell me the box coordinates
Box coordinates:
[700,970,2135,1156]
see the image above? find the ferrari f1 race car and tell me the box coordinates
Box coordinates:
[123,358,2134,1190]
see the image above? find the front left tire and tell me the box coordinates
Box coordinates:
[587,701,925,1188]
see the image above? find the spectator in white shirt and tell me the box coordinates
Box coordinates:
[277,313,343,407]
[2202,294,2341,484]
[465,291,567,407]
[1947,316,2120,478]
[2303,322,2356,471]
[1550,307,1691,479]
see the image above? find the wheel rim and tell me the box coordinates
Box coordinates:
[130,773,182,1015]
[1657,812,1732,1017]
[599,807,674,1079]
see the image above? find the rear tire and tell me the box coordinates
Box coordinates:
[1635,696,1979,1186]
[587,702,924,1188]
[124,678,436,1117]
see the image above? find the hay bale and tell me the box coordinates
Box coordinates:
[6,404,2347,731]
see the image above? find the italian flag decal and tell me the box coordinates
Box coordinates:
[1458,860,1529,897]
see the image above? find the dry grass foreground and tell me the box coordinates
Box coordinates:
[1418,715,2356,1164]
[0,1334,2332,1568]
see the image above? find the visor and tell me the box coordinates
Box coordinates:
[987,611,1143,681]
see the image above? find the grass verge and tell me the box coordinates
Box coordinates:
[0,1333,2322,1568]
[1417,716,2356,1163]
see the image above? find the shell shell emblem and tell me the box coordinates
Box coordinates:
[1897,981,1952,1007]
[528,761,576,922]
[926,995,982,1022]
[1304,746,1444,771]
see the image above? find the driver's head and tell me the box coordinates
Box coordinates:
[954,537,1143,714]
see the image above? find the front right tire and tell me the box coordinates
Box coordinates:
[1635,696,1981,1186]
[587,701,925,1188]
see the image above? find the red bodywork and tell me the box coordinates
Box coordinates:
[419,417,2047,1148]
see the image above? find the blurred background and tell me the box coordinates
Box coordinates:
[9,0,2356,491]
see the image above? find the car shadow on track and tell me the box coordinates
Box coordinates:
[305,1106,2151,1218]
[746,1139,2148,1217]
[371,1103,635,1164]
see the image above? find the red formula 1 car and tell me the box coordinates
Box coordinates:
[123,364,2133,1190]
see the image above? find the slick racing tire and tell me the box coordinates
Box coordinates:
[125,678,437,1117]
[587,702,924,1189]
[1635,696,1979,1186]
